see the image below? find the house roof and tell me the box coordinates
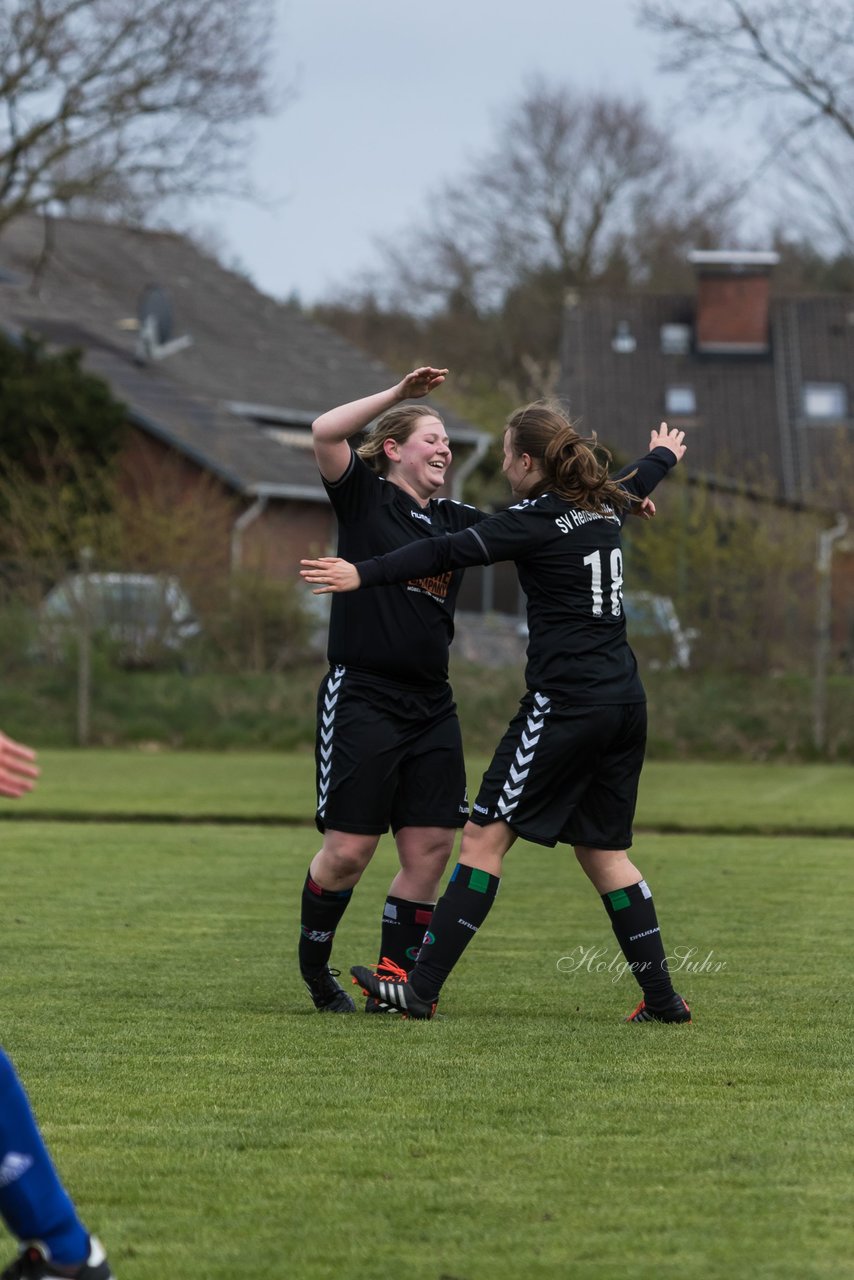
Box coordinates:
[0,215,485,499]
[559,291,854,503]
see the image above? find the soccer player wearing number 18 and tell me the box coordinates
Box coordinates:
[302,404,692,1024]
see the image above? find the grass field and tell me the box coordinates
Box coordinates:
[1,757,852,1279]
[5,750,853,833]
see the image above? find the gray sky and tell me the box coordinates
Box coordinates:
[195,0,741,305]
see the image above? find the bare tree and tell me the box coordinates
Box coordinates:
[375,78,737,316]
[638,0,854,248]
[0,0,280,231]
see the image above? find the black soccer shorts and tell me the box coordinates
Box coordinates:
[314,665,469,836]
[469,691,648,850]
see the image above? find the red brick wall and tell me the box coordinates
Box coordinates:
[239,500,335,577]
[696,273,771,350]
[118,428,335,581]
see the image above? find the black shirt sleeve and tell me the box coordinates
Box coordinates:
[357,525,488,588]
[356,502,543,587]
[615,447,678,524]
[321,448,384,524]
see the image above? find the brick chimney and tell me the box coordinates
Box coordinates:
[689,250,779,354]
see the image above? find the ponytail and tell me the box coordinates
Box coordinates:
[506,402,635,513]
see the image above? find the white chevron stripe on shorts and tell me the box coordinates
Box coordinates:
[497,691,551,818]
[317,665,345,819]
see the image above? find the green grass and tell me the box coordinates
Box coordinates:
[2,815,852,1279]
[0,661,853,760]
[7,751,853,834]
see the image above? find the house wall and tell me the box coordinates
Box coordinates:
[119,426,335,580]
[832,550,854,668]
[118,429,235,578]
[239,499,335,577]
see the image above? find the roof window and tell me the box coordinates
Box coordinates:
[660,323,691,355]
[665,385,697,417]
[611,321,636,354]
[802,383,847,421]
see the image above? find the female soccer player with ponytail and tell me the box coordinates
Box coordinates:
[301,404,691,1024]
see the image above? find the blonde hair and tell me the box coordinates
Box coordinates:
[357,405,444,476]
[506,401,635,512]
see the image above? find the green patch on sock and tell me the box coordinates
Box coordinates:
[469,867,492,893]
[607,888,632,911]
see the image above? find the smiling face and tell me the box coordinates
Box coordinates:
[385,416,452,503]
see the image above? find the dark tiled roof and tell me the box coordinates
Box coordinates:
[559,292,854,502]
[0,215,482,496]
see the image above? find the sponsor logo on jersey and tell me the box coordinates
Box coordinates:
[406,572,452,601]
[473,802,490,815]
[410,509,433,524]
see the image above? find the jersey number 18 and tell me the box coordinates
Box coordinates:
[583,549,623,617]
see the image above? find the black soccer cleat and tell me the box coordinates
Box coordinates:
[302,966,356,1013]
[625,993,692,1024]
[364,996,401,1014]
[1,1237,115,1279]
[361,956,410,1015]
[350,964,436,1020]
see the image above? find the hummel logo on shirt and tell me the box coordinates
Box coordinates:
[410,509,432,524]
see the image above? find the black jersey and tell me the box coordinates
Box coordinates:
[355,447,677,705]
[322,448,484,686]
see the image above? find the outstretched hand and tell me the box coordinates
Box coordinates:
[650,422,686,461]
[0,732,39,799]
[301,557,362,594]
[631,497,656,520]
[397,366,449,400]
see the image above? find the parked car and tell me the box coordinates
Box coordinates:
[622,591,697,670]
[517,591,696,670]
[37,573,200,667]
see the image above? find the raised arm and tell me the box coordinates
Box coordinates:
[649,423,686,460]
[618,423,686,508]
[312,366,449,482]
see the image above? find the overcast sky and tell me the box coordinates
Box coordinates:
[194,0,748,305]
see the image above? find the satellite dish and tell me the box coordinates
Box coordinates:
[134,284,193,364]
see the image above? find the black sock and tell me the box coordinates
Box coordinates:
[378,896,435,973]
[409,863,500,1002]
[298,870,353,977]
[602,879,675,1007]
